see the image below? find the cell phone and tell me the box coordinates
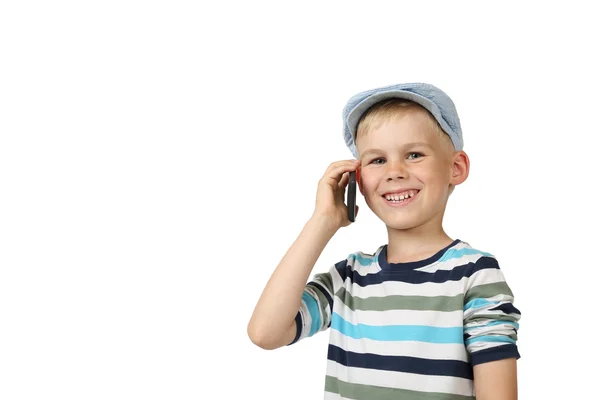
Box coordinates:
[346,170,357,222]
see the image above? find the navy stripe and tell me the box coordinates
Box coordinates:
[327,344,473,379]
[307,281,333,328]
[342,256,500,287]
[287,312,303,345]
[334,259,349,282]
[489,303,521,315]
[470,344,520,366]
[379,239,461,271]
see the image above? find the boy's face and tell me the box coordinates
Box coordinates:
[356,110,459,231]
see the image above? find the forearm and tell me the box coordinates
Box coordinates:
[473,358,518,400]
[247,215,338,348]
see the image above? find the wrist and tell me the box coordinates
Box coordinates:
[307,213,340,236]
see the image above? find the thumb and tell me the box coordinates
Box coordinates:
[355,205,359,217]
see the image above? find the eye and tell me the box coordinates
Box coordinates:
[407,152,424,160]
[369,157,385,165]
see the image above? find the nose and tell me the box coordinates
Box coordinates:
[385,159,407,181]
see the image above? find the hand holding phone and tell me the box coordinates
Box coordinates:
[314,160,360,229]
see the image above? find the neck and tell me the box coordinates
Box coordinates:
[385,218,453,263]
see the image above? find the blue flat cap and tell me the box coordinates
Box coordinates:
[342,82,464,158]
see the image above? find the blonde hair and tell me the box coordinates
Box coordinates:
[355,99,454,154]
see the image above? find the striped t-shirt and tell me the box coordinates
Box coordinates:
[290,239,521,400]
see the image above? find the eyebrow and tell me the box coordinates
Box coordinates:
[360,142,433,158]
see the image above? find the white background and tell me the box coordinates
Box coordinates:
[1,1,598,399]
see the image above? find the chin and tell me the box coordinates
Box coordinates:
[384,220,423,231]
[374,212,422,230]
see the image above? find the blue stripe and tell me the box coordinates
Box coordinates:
[465,335,516,346]
[464,298,499,311]
[464,320,520,332]
[439,247,492,262]
[350,253,376,266]
[331,313,463,344]
[327,344,473,379]
[302,292,321,336]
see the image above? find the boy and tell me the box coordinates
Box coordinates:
[248,83,521,399]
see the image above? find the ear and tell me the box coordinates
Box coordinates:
[450,151,470,186]
[357,167,364,195]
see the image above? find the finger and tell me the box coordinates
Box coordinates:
[321,162,360,191]
[325,159,361,176]
[324,161,360,183]
[338,172,349,189]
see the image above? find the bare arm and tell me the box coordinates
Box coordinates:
[247,159,360,350]
[473,358,518,400]
[247,215,338,349]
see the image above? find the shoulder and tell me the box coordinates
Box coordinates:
[432,240,505,280]
[450,241,514,289]
[348,245,385,266]
[349,245,388,270]
[330,245,386,278]
[445,240,499,265]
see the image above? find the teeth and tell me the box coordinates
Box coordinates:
[385,190,417,202]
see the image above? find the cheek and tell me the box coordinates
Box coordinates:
[414,162,443,180]
[359,172,379,195]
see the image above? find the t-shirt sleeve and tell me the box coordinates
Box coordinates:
[288,260,345,345]
[463,255,521,366]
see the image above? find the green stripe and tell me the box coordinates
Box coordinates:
[337,287,463,312]
[325,376,474,400]
[314,272,334,294]
[466,333,518,341]
[464,282,513,304]
[467,314,520,323]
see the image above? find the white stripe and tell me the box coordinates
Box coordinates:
[464,323,516,337]
[350,277,465,298]
[329,328,469,361]
[333,299,464,327]
[326,360,474,397]
[468,267,507,288]
[330,265,344,292]
[298,302,313,340]
[467,340,511,353]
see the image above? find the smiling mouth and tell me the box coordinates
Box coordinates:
[382,190,420,203]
